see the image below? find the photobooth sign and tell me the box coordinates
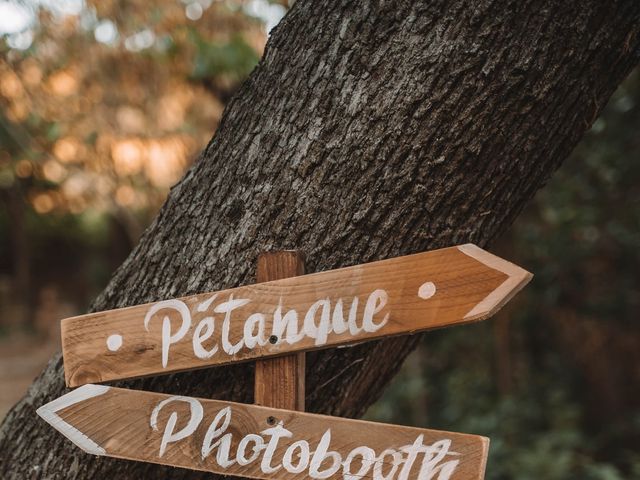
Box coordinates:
[38,385,488,479]
[38,244,532,479]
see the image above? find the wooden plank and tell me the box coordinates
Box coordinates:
[254,251,306,411]
[37,385,489,479]
[61,244,532,387]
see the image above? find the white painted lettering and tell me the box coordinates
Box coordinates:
[215,294,250,355]
[202,407,236,467]
[273,300,305,344]
[150,396,203,458]
[147,400,461,479]
[282,439,311,474]
[331,298,362,336]
[363,289,389,332]
[260,421,293,474]
[309,429,342,479]
[197,294,218,312]
[373,448,402,479]
[343,445,376,480]
[398,434,427,480]
[237,434,265,466]
[144,300,192,368]
[304,298,332,346]
[193,317,217,359]
[417,439,459,479]
[244,313,267,349]
[143,288,395,369]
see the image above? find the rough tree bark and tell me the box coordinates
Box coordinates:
[2,0,639,477]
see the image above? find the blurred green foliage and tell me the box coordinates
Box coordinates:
[368,70,640,479]
[190,31,260,83]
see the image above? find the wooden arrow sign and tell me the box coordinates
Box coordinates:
[37,385,489,479]
[62,244,531,387]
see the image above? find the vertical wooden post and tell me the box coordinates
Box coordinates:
[254,251,305,411]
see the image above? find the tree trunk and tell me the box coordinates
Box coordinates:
[2,0,639,477]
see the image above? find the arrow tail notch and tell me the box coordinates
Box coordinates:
[36,384,109,456]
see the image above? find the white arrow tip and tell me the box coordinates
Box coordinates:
[458,244,533,320]
[37,384,110,456]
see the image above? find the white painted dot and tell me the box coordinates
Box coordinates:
[418,282,436,300]
[106,334,123,352]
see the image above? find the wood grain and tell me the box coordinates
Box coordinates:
[38,385,489,479]
[254,251,306,411]
[61,244,532,387]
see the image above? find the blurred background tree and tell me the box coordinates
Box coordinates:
[0,1,638,479]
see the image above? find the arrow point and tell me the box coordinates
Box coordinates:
[458,244,533,321]
[37,384,110,456]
